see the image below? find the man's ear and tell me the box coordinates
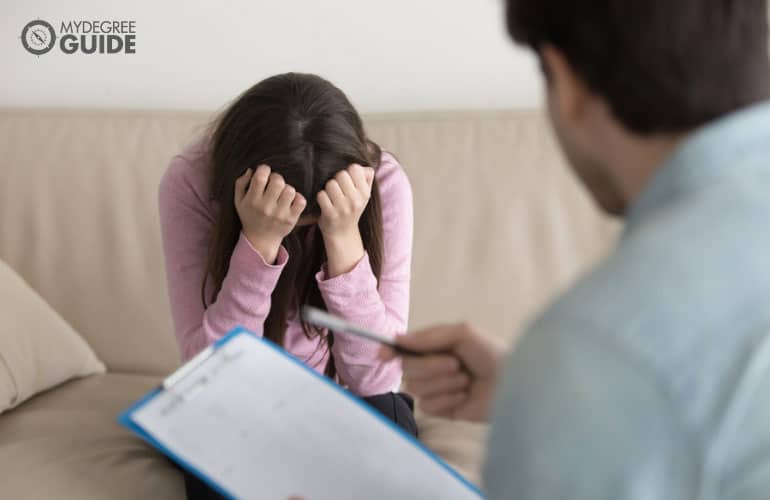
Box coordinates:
[540,45,590,126]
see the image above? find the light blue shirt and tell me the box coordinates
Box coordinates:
[485,102,770,500]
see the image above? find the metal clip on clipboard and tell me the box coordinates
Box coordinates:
[161,344,221,402]
[161,342,246,403]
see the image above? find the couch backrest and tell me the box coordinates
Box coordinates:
[0,108,619,374]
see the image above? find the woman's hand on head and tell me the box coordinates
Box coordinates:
[317,164,375,240]
[234,164,306,264]
[316,164,374,277]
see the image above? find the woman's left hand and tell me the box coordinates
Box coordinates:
[317,164,375,277]
[317,164,375,239]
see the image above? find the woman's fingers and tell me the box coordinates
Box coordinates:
[347,164,366,190]
[263,172,286,204]
[335,169,358,198]
[324,179,345,205]
[347,164,374,191]
[234,168,253,204]
[247,165,271,201]
[363,166,375,187]
[277,185,296,212]
[237,163,304,223]
[317,190,334,215]
[290,193,307,217]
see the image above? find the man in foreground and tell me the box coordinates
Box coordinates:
[389,1,770,498]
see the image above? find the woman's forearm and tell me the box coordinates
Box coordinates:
[322,229,365,279]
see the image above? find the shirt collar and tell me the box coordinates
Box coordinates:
[625,101,770,232]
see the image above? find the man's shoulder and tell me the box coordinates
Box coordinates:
[526,179,770,437]
[546,178,770,333]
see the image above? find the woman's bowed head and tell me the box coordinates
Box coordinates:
[160,70,413,424]
[233,162,376,268]
[201,72,392,366]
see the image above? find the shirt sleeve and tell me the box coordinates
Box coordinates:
[483,318,698,500]
[315,153,414,396]
[158,154,288,361]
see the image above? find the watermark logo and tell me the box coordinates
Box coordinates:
[20,19,136,56]
[21,20,56,55]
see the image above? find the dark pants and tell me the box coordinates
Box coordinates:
[184,392,418,500]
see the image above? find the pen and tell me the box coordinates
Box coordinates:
[301,306,425,357]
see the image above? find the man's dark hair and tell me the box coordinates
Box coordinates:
[506,0,770,133]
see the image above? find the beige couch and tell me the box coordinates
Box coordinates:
[0,108,619,499]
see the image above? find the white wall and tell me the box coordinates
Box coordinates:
[1,0,543,112]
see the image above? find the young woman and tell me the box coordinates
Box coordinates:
[158,73,415,430]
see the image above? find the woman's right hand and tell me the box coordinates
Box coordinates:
[234,164,306,264]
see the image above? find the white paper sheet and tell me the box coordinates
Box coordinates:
[131,332,482,500]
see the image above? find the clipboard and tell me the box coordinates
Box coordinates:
[118,327,485,500]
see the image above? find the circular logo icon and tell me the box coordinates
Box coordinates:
[21,20,56,56]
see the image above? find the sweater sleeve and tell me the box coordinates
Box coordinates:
[158,154,288,361]
[315,153,413,396]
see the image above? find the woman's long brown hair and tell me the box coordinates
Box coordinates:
[202,73,384,381]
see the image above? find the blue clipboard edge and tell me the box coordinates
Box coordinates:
[118,326,485,499]
[118,386,236,499]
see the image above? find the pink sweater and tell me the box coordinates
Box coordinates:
[158,140,413,396]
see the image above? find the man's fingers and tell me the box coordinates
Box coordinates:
[234,168,252,204]
[396,324,470,354]
[401,354,460,381]
[405,371,470,399]
[378,345,396,362]
[420,391,468,416]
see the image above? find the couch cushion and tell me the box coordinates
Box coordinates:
[0,373,184,500]
[0,258,105,414]
[0,372,483,497]
[0,109,200,375]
